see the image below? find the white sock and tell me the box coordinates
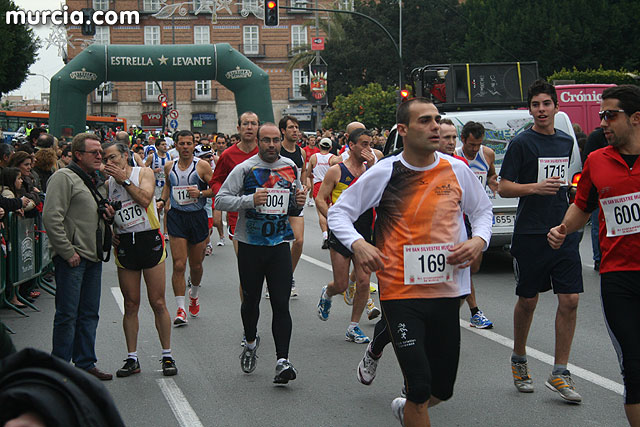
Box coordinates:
[322,231,328,239]
[176,296,185,311]
[246,340,257,350]
[348,322,358,331]
[162,349,172,359]
[277,358,288,364]
[127,351,138,361]
[190,285,200,298]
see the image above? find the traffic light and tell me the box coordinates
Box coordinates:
[400,89,410,102]
[264,0,279,27]
[81,8,96,36]
[161,100,168,111]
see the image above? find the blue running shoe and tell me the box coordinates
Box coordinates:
[317,285,332,321]
[470,310,493,329]
[346,325,370,344]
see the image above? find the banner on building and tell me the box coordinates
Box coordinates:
[309,63,328,106]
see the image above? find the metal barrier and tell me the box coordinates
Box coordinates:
[35,217,55,295]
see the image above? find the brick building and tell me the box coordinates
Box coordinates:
[65,0,347,134]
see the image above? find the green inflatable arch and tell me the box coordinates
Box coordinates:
[49,43,274,137]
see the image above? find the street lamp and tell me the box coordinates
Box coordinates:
[28,73,51,109]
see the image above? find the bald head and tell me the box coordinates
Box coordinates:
[115,131,130,145]
[346,121,365,135]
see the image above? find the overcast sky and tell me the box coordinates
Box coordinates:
[8,0,66,100]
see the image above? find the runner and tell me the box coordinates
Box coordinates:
[498,80,583,403]
[548,85,640,424]
[194,143,216,256]
[316,128,382,344]
[303,134,320,207]
[215,122,306,384]
[305,137,333,249]
[145,138,172,239]
[102,142,177,377]
[329,98,492,425]
[158,130,213,325]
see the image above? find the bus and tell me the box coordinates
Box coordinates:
[0,110,128,142]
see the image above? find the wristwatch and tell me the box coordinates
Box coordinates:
[199,190,203,198]
[123,179,132,187]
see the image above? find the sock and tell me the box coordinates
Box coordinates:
[511,352,527,363]
[176,296,185,311]
[552,364,568,375]
[127,351,138,362]
[162,349,172,359]
[190,285,200,298]
[322,231,328,239]
[323,287,332,300]
[348,322,358,331]
[246,340,257,350]
[277,358,288,364]
[470,307,480,316]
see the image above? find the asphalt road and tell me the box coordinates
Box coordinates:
[2,205,629,426]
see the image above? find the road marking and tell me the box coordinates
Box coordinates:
[110,287,125,314]
[301,252,624,396]
[300,254,378,290]
[157,379,204,427]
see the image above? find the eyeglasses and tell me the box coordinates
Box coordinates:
[259,137,281,144]
[599,109,626,121]
[78,149,103,157]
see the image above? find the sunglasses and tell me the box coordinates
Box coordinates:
[598,109,626,121]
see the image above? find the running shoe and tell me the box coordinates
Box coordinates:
[343,281,356,305]
[346,325,370,344]
[217,237,225,246]
[391,397,406,426]
[290,278,298,298]
[366,299,381,320]
[545,371,582,403]
[162,357,178,376]
[470,310,493,329]
[240,336,260,373]
[188,289,200,318]
[321,239,329,250]
[317,286,332,321]
[357,344,379,385]
[511,360,533,393]
[116,358,140,378]
[370,285,377,294]
[273,359,298,384]
[173,308,188,326]
[205,243,213,256]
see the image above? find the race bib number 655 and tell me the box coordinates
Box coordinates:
[403,243,455,285]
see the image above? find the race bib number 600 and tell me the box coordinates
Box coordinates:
[403,243,455,285]
[600,191,640,237]
[538,157,569,184]
[255,188,290,215]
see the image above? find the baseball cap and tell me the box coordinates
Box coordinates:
[319,138,332,149]
[194,143,213,158]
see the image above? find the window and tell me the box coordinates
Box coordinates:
[95,81,113,102]
[242,0,258,10]
[93,0,109,11]
[146,81,161,100]
[338,0,353,11]
[144,26,160,45]
[143,0,160,12]
[292,69,308,98]
[194,26,210,45]
[289,0,307,8]
[93,26,110,45]
[291,25,307,49]
[243,26,259,55]
[195,80,211,99]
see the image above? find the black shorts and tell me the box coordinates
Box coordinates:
[328,209,374,258]
[510,233,583,298]
[381,298,461,403]
[115,229,166,271]
[167,208,209,244]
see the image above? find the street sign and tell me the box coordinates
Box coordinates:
[311,37,325,51]
[158,94,167,103]
[169,119,178,129]
[168,109,179,119]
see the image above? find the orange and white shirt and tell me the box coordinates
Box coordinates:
[327,152,493,301]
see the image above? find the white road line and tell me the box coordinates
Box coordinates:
[301,253,624,396]
[110,287,125,315]
[157,379,204,427]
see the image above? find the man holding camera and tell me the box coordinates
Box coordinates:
[43,132,116,381]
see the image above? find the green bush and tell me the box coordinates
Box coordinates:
[548,66,640,86]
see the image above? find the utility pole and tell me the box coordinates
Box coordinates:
[314,0,322,131]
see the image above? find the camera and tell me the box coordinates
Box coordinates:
[97,199,122,216]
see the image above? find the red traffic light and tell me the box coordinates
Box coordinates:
[400,89,410,99]
[267,0,276,8]
[161,101,168,108]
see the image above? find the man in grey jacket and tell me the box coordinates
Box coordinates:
[43,132,115,381]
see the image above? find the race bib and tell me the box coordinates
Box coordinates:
[255,188,290,215]
[114,200,148,230]
[538,157,569,184]
[600,191,640,237]
[172,185,197,205]
[474,170,488,188]
[403,243,455,285]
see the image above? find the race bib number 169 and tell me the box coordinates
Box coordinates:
[403,243,455,285]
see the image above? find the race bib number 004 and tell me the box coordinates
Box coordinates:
[172,185,197,205]
[600,191,640,237]
[538,157,569,184]
[114,200,148,229]
[255,188,290,215]
[403,243,455,285]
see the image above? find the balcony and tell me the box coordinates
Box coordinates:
[287,0,311,13]
[190,88,219,102]
[238,44,266,58]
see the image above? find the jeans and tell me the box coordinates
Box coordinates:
[52,255,102,370]
[591,208,601,262]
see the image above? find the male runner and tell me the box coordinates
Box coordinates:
[305,137,334,249]
[316,128,382,344]
[548,85,640,424]
[102,142,177,377]
[303,134,320,206]
[498,80,583,403]
[158,130,213,325]
[145,138,172,238]
[216,122,306,384]
[330,98,492,425]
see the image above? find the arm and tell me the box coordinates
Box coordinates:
[329,154,343,166]
[104,165,155,207]
[299,149,307,191]
[210,152,232,195]
[134,152,145,167]
[194,159,214,198]
[157,161,173,211]
[144,154,153,168]
[484,147,499,193]
[304,154,317,189]
[498,177,563,198]
[214,164,261,212]
[547,204,591,249]
[315,165,339,218]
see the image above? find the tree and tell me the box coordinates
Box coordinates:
[0,0,40,98]
[322,83,397,130]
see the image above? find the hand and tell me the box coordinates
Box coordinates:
[186,186,200,198]
[295,189,306,207]
[547,223,567,249]
[253,188,268,206]
[17,208,24,217]
[361,148,375,165]
[112,233,120,247]
[487,175,499,194]
[352,238,389,274]
[447,236,485,269]
[103,163,127,184]
[156,200,165,211]
[154,168,162,173]
[102,204,116,221]
[67,252,81,267]
[535,177,563,196]
[21,196,30,208]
